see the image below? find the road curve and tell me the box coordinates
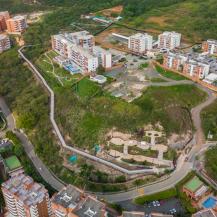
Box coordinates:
[18,46,161,175]
[15,46,217,202]
[0,97,65,191]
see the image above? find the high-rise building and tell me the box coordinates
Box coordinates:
[163,52,188,71]
[93,46,112,69]
[183,59,210,79]
[52,33,99,73]
[0,11,10,32]
[65,31,95,51]
[0,34,11,53]
[6,15,27,33]
[158,31,181,50]
[202,39,217,55]
[1,174,52,217]
[128,33,153,54]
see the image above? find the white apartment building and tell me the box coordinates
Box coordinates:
[52,32,101,73]
[163,52,188,70]
[68,44,98,72]
[183,59,210,79]
[203,39,217,55]
[93,46,112,69]
[0,34,10,53]
[128,33,153,54]
[1,174,52,217]
[158,31,181,50]
[64,31,94,51]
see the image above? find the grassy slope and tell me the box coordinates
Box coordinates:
[122,0,217,42]
[201,99,217,140]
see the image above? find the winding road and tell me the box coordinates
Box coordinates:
[0,46,216,202]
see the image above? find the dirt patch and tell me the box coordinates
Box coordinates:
[145,16,169,27]
[95,27,130,52]
[98,5,123,17]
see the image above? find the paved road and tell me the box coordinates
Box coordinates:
[0,97,65,191]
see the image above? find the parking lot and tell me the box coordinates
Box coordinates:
[117,197,185,216]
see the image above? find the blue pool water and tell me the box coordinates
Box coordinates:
[202,197,217,208]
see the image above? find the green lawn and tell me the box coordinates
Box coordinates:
[155,65,187,81]
[138,63,149,70]
[134,188,177,204]
[150,77,167,83]
[75,78,102,99]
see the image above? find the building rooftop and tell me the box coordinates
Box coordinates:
[0,34,8,40]
[184,176,204,193]
[52,185,84,210]
[161,31,181,36]
[123,211,145,217]
[9,15,25,21]
[150,213,173,217]
[193,209,217,217]
[2,174,48,206]
[130,33,152,39]
[207,39,217,44]
[74,196,105,217]
[4,156,22,171]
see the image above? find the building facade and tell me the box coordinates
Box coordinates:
[202,39,217,55]
[93,46,112,69]
[1,174,52,217]
[0,34,10,53]
[52,32,107,73]
[183,59,210,79]
[128,33,153,54]
[65,31,95,51]
[163,52,187,71]
[0,11,10,32]
[6,15,27,33]
[158,31,181,50]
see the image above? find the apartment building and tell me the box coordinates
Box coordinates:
[6,15,27,33]
[183,59,210,79]
[128,33,153,54]
[93,46,112,69]
[68,44,98,72]
[52,34,72,57]
[202,39,217,55]
[0,34,11,53]
[51,185,106,217]
[52,33,100,72]
[158,31,181,50]
[65,31,95,51]
[1,174,52,217]
[51,185,85,217]
[0,11,10,32]
[163,52,188,71]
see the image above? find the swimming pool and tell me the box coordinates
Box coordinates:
[202,197,217,209]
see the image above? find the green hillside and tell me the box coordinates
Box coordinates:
[121,0,217,42]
